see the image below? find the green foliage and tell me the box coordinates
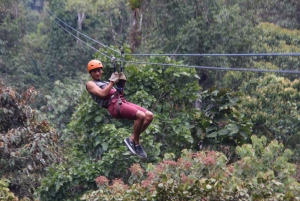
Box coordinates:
[65,0,94,12]
[220,22,300,91]
[251,22,300,80]
[244,0,300,29]
[0,80,62,200]
[123,56,201,156]
[142,0,225,53]
[38,119,161,200]
[38,157,101,201]
[38,76,86,129]
[128,0,142,10]
[0,179,18,201]
[0,0,27,59]
[240,74,300,161]
[234,135,299,200]
[81,135,300,200]
[195,87,252,146]
[139,0,258,89]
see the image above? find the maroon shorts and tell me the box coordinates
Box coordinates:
[108,97,148,120]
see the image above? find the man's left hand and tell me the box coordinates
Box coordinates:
[119,72,126,81]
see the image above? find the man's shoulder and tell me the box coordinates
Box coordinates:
[87,80,109,89]
[88,80,108,83]
[86,80,95,87]
[87,80,106,85]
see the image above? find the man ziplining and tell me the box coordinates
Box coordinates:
[86,59,154,158]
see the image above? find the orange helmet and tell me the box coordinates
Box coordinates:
[87,60,103,72]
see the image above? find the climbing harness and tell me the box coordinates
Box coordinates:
[110,49,127,118]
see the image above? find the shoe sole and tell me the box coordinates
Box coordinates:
[136,153,147,158]
[124,139,136,155]
[135,146,147,158]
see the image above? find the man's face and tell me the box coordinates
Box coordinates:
[90,68,103,80]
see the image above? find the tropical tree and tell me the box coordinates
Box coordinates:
[220,22,300,91]
[128,0,143,52]
[0,0,27,76]
[38,76,87,129]
[194,87,253,145]
[0,80,63,200]
[252,22,300,80]
[240,74,300,162]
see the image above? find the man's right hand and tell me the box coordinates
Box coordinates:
[109,72,119,84]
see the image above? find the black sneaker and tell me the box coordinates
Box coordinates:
[124,138,136,155]
[135,144,147,158]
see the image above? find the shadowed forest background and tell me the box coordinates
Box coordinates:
[0,0,300,200]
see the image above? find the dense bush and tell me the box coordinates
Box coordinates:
[0,80,62,200]
[0,179,18,201]
[240,75,300,162]
[81,135,300,201]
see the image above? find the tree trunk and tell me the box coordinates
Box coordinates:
[130,9,142,53]
[110,15,117,44]
[77,11,85,44]
[11,0,19,18]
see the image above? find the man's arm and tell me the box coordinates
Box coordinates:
[86,81,114,98]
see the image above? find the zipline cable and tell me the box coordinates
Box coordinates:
[47,14,112,60]
[126,60,300,74]
[125,53,300,57]
[46,9,300,74]
[45,8,121,55]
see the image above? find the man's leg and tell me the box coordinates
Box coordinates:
[139,111,154,135]
[130,110,145,145]
[131,111,153,158]
[120,102,153,158]
[124,109,147,155]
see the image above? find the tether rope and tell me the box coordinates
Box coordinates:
[46,11,113,59]
[45,8,120,55]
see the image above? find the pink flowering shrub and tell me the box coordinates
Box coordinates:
[81,135,300,200]
[128,163,145,184]
[95,176,109,187]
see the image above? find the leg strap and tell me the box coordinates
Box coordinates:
[117,93,122,118]
[108,91,123,118]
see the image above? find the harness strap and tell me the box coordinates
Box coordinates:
[109,91,122,118]
[117,93,122,117]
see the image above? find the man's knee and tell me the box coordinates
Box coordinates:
[136,110,146,120]
[145,111,154,122]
